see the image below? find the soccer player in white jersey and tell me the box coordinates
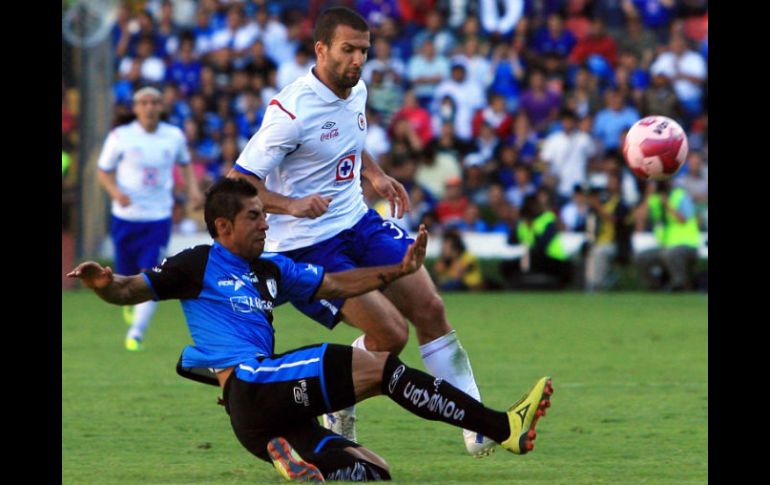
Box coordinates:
[97,86,203,351]
[227,7,494,456]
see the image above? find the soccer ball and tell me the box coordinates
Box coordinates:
[623,116,688,180]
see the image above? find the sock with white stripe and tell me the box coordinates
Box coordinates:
[126,300,157,341]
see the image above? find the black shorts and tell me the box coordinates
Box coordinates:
[223,343,358,462]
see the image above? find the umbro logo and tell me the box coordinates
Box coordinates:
[322,121,336,129]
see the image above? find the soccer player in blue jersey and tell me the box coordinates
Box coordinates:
[68,178,553,483]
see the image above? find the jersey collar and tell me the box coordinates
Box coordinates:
[213,241,252,267]
[306,65,363,104]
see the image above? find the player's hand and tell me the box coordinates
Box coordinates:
[370,173,411,218]
[288,194,333,219]
[400,224,428,275]
[66,262,115,290]
[115,192,131,207]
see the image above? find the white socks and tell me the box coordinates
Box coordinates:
[419,330,481,402]
[126,300,157,341]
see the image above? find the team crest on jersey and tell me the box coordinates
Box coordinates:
[357,112,366,131]
[335,153,356,181]
[266,278,277,298]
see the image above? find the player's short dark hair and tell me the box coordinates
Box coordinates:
[204,178,259,238]
[314,6,369,46]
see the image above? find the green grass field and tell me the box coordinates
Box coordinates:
[62,291,707,485]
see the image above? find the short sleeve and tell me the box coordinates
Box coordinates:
[142,246,210,300]
[234,103,302,179]
[97,130,121,172]
[265,254,325,305]
[175,128,191,165]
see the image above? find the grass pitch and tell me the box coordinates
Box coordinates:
[62,291,707,484]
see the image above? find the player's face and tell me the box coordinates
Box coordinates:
[318,25,370,90]
[133,95,162,129]
[231,196,269,260]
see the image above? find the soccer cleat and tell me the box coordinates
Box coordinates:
[122,305,134,325]
[124,336,144,352]
[463,430,496,457]
[322,406,357,442]
[501,377,553,455]
[267,437,325,483]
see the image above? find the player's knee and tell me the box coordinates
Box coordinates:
[414,293,446,325]
[367,316,408,354]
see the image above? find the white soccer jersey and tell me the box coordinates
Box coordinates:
[234,68,370,252]
[97,121,191,221]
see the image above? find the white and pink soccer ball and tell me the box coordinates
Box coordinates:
[623,116,689,180]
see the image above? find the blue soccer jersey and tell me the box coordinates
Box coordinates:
[142,242,325,368]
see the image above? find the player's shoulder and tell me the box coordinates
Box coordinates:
[157,121,186,140]
[269,76,315,119]
[161,244,212,268]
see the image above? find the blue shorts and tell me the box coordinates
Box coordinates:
[282,209,414,328]
[110,215,172,275]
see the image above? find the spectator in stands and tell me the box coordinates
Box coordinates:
[649,33,707,123]
[420,122,470,198]
[585,171,631,291]
[472,93,514,139]
[391,90,433,146]
[505,163,538,210]
[530,13,577,63]
[506,112,540,163]
[165,33,202,97]
[504,194,573,288]
[433,231,484,291]
[674,150,708,230]
[568,17,618,68]
[411,10,457,56]
[560,185,589,232]
[407,39,450,108]
[564,65,602,119]
[436,176,469,227]
[634,180,701,291]
[615,14,658,69]
[641,68,681,120]
[119,34,167,86]
[369,68,405,125]
[592,88,639,154]
[518,68,562,136]
[622,0,676,43]
[433,230,485,291]
[363,36,406,86]
[242,40,278,82]
[489,40,526,112]
[432,63,487,141]
[539,109,597,207]
[479,0,525,39]
[365,108,392,161]
[451,36,494,89]
[276,44,314,89]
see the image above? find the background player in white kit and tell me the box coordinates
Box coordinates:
[227,7,494,456]
[97,86,203,351]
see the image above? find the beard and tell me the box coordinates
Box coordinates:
[335,69,361,89]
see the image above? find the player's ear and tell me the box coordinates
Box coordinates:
[215,217,233,236]
[315,40,325,59]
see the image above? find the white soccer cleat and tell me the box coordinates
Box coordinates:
[464,429,496,457]
[322,406,357,442]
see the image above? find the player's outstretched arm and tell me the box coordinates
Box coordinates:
[67,262,155,305]
[315,225,427,300]
[226,168,332,219]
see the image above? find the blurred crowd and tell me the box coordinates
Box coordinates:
[62,0,708,290]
